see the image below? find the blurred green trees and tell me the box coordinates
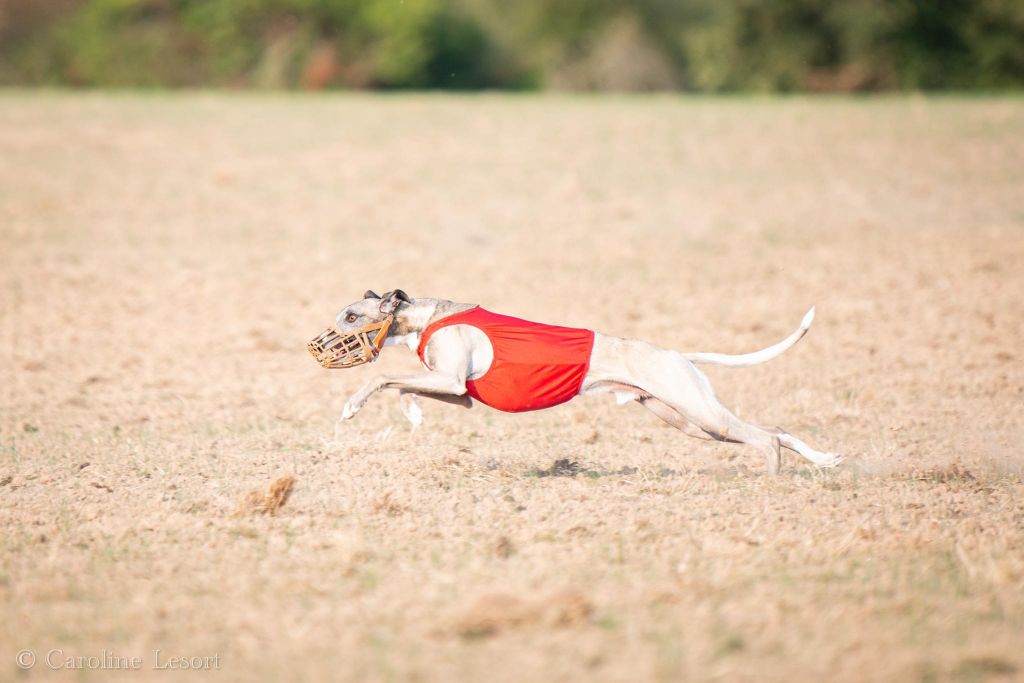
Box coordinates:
[1,0,1021,90]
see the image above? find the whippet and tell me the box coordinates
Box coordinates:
[319,289,841,474]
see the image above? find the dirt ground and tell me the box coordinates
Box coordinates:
[1,93,1022,682]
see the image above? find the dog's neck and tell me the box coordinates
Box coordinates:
[384,298,476,353]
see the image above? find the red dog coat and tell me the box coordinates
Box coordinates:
[416,307,595,413]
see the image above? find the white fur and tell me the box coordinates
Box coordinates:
[399,392,424,427]
[681,306,815,367]
[426,325,493,379]
[614,392,635,406]
[384,332,421,353]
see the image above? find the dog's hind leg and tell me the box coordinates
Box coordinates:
[636,386,783,473]
[644,387,847,473]
[581,380,718,442]
[588,338,785,473]
[685,403,783,474]
[634,358,783,473]
[757,425,842,467]
[668,399,783,474]
[715,413,783,474]
[638,397,718,441]
[648,391,842,472]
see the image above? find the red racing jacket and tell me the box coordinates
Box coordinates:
[416,307,595,413]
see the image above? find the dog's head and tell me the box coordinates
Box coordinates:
[308,289,415,369]
[333,289,413,334]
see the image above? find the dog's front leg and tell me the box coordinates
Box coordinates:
[341,372,467,421]
[341,323,473,423]
[399,391,424,427]
[398,391,473,428]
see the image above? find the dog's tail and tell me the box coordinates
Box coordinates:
[682,307,815,367]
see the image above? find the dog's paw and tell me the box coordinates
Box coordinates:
[340,400,360,421]
[817,452,844,468]
[400,394,423,428]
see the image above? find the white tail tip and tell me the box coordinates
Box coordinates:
[800,306,816,330]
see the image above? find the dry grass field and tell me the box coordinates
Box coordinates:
[1,93,1023,682]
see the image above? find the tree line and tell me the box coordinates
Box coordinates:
[2,0,1022,91]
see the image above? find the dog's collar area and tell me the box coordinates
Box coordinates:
[384,332,421,353]
[308,315,394,369]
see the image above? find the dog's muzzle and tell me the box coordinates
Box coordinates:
[307,315,394,369]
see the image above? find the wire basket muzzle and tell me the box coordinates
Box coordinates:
[307,316,393,369]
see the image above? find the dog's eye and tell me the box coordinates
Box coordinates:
[345,314,358,323]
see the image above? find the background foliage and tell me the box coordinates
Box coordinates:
[1,0,1022,90]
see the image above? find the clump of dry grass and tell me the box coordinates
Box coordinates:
[234,475,295,516]
[454,589,593,638]
[952,656,1018,680]
[372,491,406,516]
[494,536,515,558]
[904,462,976,483]
[530,458,582,477]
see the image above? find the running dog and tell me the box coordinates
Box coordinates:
[312,289,841,474]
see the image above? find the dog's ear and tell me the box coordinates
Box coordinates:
[363,290,381,300]
[378,289,413,314]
